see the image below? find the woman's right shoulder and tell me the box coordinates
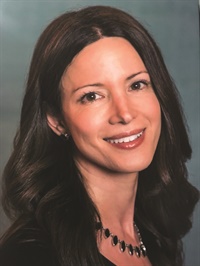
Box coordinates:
[0,221,59,266]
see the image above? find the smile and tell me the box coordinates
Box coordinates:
[105,130,144,144]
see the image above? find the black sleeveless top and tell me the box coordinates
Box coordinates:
[0,223,115,266]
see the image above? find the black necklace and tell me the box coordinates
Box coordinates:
[96,222,147,258]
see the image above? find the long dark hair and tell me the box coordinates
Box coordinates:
[1,5,199,266]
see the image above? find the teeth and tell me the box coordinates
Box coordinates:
[107,131,143,144]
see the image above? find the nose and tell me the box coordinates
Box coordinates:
[108,96,134,125]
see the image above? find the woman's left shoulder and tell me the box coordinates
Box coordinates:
[0,222,58,266]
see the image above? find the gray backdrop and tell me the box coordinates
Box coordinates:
[0,0,199,265]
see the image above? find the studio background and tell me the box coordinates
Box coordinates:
[0,0,199,265]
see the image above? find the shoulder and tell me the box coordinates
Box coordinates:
[0,222,59,266]
[0,240,57,266]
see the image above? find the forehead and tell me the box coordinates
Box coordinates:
[62,37,145,82]
[71,37,142,65]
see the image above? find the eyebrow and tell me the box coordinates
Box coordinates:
[73,82,103,93]
[73,70,148,92]
[126,70,148,80]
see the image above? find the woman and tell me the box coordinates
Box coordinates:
[0,5,199,266]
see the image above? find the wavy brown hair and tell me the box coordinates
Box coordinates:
[1,5,199,266]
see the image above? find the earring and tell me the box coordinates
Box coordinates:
[63,133,69,140]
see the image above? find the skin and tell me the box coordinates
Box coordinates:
[48,37,161,265]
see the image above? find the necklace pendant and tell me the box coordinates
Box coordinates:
[140,244,147,257]
[127,244,134,256]
[104,228,110,238]
[112,235,118,246]
[134,246,141,258]
[119,241,126,252]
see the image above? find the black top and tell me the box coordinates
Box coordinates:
[0,223,115,266]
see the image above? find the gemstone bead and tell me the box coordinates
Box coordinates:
[127,244,134,256]
[95,222,102,230]
[104,228,110,238]
[140,244,147,257]
[120,241,126,252]
[135,246,141,258]
[112,235,118,246]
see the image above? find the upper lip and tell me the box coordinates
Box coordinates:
[103,128,145,141]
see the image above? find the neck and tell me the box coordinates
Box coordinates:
[75,158,138,236]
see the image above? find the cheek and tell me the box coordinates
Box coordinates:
[148,96,161,122]
[141,95,161,137]
[64,108,105,139]
[150,99,162,140]
[154,100,161,125]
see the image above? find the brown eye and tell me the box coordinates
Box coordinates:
[85,92,96,101]
[80,92,102,103]
[130,81,148,90]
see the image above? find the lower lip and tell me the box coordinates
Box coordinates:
[106,131,145,150]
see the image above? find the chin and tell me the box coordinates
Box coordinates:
[120,157,154,173]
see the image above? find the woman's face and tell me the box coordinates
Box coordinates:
[61,37,161,175]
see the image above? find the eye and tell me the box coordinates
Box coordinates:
[130,80,149,91]
[79,92,102,103]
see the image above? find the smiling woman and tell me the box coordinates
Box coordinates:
[0,5,199,266]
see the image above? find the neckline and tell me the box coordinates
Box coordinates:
[101,254,116,266]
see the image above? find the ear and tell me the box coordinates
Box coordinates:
[46,114,66,136]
